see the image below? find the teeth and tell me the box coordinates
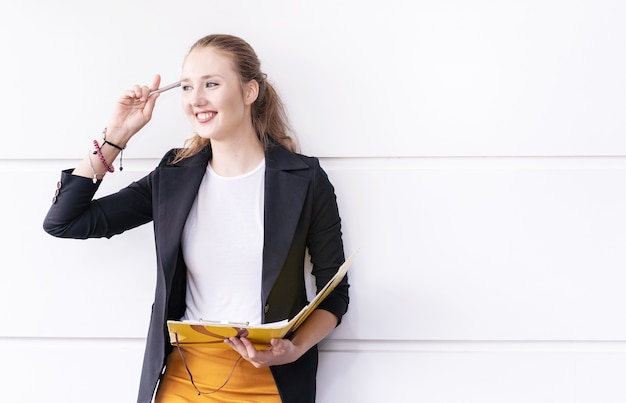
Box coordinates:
[197,112,214,120]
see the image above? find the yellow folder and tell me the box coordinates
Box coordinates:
[166,251,357,348]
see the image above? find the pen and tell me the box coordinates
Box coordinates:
[149,81,181,96]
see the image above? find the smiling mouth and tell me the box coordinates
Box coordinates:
[196,112,215,122]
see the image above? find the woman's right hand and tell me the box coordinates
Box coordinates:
[104,74,162,146]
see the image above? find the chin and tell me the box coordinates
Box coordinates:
[194,129,216,140]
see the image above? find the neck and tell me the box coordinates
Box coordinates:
[209,132,265,177]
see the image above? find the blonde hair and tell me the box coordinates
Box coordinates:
[173,34,298,164]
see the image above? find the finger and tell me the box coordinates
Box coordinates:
[142,92,158,115]
[134,78,159,103]
[226,336,242,349]
[150,74,162,92]
[239,337,259,357]
[119,89,137,103]
[144,75,162,107]
[270,339,291,351]
[131,84,143,101]
[269,338,284,351]
[224,338,237,350]
[138,84,153,102]
[226,337,249,358]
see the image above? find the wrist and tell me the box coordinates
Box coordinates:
[96,127,127,172]
[285,336,309,361]
[102,126,131,148]
[102,127,131,150]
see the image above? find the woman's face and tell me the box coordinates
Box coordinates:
[180,46,257,141]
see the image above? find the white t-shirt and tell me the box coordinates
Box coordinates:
[181,159,265,325]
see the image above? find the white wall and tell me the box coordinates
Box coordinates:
[2,1,626,402]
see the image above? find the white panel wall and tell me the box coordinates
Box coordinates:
[2,1,626,402]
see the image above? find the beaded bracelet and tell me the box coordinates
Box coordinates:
[101,127,125,171]
[92,140,115,173]
[87,150,107,184]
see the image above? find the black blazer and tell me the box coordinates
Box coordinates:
[43,143,349,403]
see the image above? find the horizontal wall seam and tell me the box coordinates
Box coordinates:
[6,156,626,172]
[322,340,626,353]
[4,337,626,353]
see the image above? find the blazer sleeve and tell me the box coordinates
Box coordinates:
[306,158,350,324]
[43,169,154,239]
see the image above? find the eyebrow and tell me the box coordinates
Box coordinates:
[180,74,223,83]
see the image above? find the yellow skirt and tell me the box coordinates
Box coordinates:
[154,346,281,403]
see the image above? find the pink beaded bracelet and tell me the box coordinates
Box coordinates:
[102,127,125,171]
[92,140,115,173]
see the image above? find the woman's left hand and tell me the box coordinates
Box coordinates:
[224,337,301,368]
[225,310,339,368]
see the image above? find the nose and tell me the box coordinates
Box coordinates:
[189,88,207,107]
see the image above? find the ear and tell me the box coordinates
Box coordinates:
[244,79,259,105]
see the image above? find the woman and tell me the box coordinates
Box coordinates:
[43,34,349,403]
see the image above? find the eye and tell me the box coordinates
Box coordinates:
[205,82,218,88]
[181,85,192,91]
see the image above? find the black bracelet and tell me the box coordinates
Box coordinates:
[102,127,125,171]
[103,139,124,151]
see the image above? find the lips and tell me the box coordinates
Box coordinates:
[196,111,216,123]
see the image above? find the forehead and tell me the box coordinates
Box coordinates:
[182,46,238,77]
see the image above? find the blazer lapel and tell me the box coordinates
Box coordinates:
[155,149,211,282]
[262,146,311,302]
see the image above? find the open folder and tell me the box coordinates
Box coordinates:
[166,251,357,348]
